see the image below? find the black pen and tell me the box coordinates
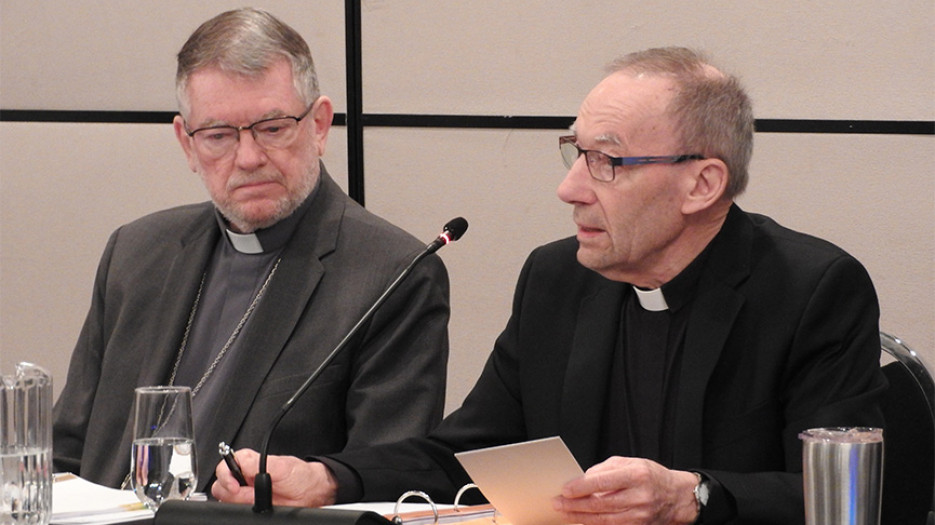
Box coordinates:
[218,441,248,486]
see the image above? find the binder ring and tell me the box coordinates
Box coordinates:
[453,483,480,510]
[453,484,496,523]
[393,490,438,524]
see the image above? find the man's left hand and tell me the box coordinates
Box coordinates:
[552,456,699,525]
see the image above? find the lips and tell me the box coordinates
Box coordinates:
[577,224,603,233]
[572,223,605,246]
[578,220,610,244]
[572,207,605,240]
[234,180,277,190]
[573,214,604,234]
[228,173,281,193]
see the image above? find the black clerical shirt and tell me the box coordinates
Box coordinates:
[599,249,707,464]
[598,248,736,523]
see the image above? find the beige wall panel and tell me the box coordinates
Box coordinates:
[0,1,347,111]
[1,2,932,410]
[740,133,934,357]
[362,128,934,413]
[361,1,934,119]
[362,128,569,412]
[3,2,931,119]
[0,121,348,397]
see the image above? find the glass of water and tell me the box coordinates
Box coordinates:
[130,386,197,511]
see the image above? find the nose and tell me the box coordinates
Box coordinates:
[233,129,268,169]
[557,154,593,205]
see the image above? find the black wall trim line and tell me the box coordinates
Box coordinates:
[2,110,931,135]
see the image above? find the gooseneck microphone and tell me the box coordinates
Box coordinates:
[254,216,468,512]
[424,216,468,254]
[154,217,468,525]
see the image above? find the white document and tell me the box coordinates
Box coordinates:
[51,473,153,524]
[328,502,450,514]
[455,436,584,525]
[329,502,494,524]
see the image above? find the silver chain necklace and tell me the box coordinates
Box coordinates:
[121,257,282,490]
[167,257,281,396]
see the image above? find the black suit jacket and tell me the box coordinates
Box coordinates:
[53,169,451,492]
[329,205,886,524]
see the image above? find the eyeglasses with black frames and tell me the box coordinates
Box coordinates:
[559,135,704,182]
[184,103,315,160]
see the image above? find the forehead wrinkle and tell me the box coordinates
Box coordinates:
[190,107,294,130]
[576,93,649,154]
[184,62,304,129]
[594,133,621,147]
[570,126,622,155]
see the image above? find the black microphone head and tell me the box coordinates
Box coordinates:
[443,217,469,242]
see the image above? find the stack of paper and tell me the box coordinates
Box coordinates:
[52,473,153,524]
[331,502,497,524]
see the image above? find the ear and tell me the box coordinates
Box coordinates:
[309,96,334,156]
[173,115,199,173]
[681,158,729,215]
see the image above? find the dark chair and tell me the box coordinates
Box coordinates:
[880,331,935,525]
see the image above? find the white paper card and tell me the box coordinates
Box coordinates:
[455,436,583,525]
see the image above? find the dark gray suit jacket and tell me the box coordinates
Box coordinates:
[53,169,450,492]
[329,205,886,524]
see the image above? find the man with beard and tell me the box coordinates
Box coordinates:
[52,8,450,495]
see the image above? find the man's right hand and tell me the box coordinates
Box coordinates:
[211,447,339,508]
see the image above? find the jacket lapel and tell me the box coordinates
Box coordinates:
[116,205,218,485]
[136,206,219,389]
[671,205,752,467]
[672,286,743,467]
[561,281,627,467]
[198,172,344,459]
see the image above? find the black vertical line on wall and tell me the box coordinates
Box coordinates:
[345,0,365,205]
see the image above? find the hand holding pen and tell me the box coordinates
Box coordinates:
[218,441,248,486]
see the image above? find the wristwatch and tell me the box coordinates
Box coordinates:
[693,472,710,522]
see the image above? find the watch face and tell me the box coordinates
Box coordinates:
[695,480,710,506]
[698,481,710,505]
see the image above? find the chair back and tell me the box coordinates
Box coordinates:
[880,332,935,525]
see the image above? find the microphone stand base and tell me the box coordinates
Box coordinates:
[154,499,392,524]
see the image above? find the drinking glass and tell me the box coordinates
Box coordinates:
[130,386,197,511]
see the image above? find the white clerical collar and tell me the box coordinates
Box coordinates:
[225,230,264,254]
[633,286,669,312]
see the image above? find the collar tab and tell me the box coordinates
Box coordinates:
[633,286,669,311]
[225,230,264,254]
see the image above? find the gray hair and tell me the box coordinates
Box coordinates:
[176,8,319,117]
[607,47,754,198]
